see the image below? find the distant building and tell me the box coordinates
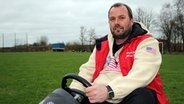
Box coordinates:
[52,43,65,51]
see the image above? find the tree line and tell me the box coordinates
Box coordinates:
[1,0,183,53]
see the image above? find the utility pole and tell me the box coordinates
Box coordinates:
[2,33,4,52]
[26,32,28,51]
[14,33,16,51]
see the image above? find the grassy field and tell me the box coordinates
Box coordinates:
[0,52,183,104]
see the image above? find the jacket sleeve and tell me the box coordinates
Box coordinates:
[69,48,96,92]
[108,37,162,100]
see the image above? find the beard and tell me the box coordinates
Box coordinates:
[111,24,132,39]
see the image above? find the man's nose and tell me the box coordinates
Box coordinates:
[114,18,120,25]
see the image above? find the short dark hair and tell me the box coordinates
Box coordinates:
[108,3,133,19]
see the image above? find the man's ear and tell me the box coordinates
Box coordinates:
[130,19,134,25]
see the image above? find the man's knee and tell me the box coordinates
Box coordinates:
[121,88,158,104]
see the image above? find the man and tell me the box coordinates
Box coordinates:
[70,3,169,104]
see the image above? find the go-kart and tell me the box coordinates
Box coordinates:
[39,73,91,104]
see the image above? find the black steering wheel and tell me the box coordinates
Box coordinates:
[61,73,91,103]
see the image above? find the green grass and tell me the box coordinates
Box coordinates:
[0,52,90,104]
[0,52,183,104]
[160,55,184,104]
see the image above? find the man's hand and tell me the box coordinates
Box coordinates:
[85,84,108,103]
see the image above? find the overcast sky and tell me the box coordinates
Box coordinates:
[0,0,173,47]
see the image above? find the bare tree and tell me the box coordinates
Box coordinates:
[87,28,96,52]
[39,35,48,46]
[134,7,155,30]
[159,3,175,52]
[174,0,184,51]
[79,26,87,51]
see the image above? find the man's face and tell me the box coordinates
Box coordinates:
[108,6,133,39]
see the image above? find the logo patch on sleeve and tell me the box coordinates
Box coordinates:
[146,47,156,55]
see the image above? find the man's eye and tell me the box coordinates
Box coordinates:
[119,16,125,20]
[110,18,115,21]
